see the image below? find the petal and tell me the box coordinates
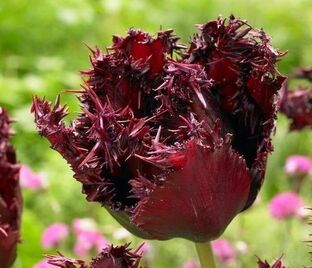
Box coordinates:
[113,29,182,76]
[132,140,251,242]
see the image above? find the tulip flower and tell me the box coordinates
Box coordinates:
[294,66,312,82]
[257,257,287,268]
[32,16,284,267]
[47,243,144,268]
[0,107,22,268]
[280,88,312,130]
[279,66,312,130]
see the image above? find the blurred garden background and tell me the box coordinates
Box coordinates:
[0,0,312,267]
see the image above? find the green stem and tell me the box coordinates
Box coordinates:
[195,241,217,268]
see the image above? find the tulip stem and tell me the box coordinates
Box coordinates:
[195,242,217,268]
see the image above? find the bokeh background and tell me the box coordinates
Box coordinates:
[1,0,312,267]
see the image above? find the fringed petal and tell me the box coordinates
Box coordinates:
[132,140,250,241]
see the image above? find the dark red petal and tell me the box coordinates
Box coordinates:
[112,29,183,76]
[247,74,286,116]
[132,140,251,242]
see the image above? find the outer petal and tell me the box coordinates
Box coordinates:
[131,140,251,242]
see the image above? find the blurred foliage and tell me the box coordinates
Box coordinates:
[0,0,311,267]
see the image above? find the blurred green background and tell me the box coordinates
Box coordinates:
[0,0,312,267]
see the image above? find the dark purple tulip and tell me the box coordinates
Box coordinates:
[257,257,287,268]
[0,107,22,268]
[279,65,312,130]
[280,86,312,131]
[32,16,284,242]
[47,243,144,268]
[294,66,312,82]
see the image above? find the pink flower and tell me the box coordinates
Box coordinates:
[20,165,47,191]
[268,192,304,220]
[74,231,108,256]
[41,223,69,249]
[285,155,312,176]
[72,218,108,257]
[211,239,236,263]
[33,259,55,268]
[140,242,152,255]
[183,260,199,268]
